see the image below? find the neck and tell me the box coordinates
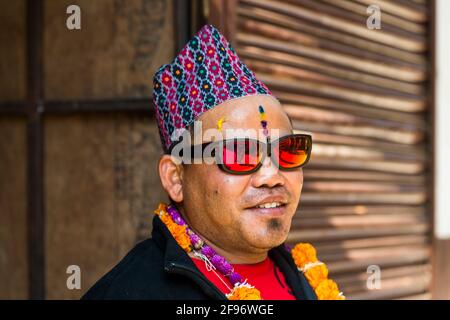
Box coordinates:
[175,204,269,264]
[201,238,269,264]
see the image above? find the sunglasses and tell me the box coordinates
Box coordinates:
[185,133,312,175]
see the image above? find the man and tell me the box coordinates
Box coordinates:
[83,25,342,300]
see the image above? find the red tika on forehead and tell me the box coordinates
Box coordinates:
[152,24,274,152]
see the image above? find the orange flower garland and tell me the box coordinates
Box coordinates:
[156,204,192,252]
[291,243,345,300]
[304,263,329,288]
[154,202,344,300]
[226,283,262,300]
[315,279,344,300]
[292,243,318,268]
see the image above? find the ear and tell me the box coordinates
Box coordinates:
[158,154,184,202]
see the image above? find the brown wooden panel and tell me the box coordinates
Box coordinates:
[237,5,425,64]
[0,0,26,102]
[346,273,431,299]
[337,264,431,298]
[44,0,174,100]
[276,93,426,127]
[432,238,450,299]
[44,113,166,299]
[319,0,426,34]
[259,73,426,111]
[0,117,28,299]
[240,0,426,52]
[232,0,432,299]
[353,0,428,23]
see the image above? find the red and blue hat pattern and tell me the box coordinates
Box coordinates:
[152,24,273,152]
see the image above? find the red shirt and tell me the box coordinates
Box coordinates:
[191,256,296,300]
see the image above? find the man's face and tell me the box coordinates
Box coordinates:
[180,95,303,256]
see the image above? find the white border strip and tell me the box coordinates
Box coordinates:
[435,0,450,239]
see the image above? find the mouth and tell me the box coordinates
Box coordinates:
[255,202,285,209]
[246,199,288,217]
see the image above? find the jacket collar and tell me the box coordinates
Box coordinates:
[152,216,226,299]
[151,215,317,300]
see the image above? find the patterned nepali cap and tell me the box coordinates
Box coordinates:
[152,24,273,152]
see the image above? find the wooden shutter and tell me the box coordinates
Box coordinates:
[222,0,432,299]
[42,0,173,299]
[0,0,28,299]
[0,0,174,299]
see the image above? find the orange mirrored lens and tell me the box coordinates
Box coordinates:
[276,136,309,169]
[222,139,262,172]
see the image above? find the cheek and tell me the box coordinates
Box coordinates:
[284,170,304,203]
[208,174,253,226]
[185,166,250,216]
[214,175,250,206]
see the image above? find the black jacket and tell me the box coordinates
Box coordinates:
[82,215,317,300]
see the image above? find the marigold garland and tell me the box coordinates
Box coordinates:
[154,202,344,300]
[157,204,192,252]
[291,243,317,268]
[292,243,345,300]
[226,283,262,300]
[304,263,329,289]
[315,279,345,300]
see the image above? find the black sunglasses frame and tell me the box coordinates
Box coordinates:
[187,133,312,175]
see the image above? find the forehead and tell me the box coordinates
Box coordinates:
[197,95,292,137]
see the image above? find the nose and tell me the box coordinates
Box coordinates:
[251,154,284,188]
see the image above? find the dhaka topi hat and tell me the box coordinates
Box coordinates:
[152,24,274,152]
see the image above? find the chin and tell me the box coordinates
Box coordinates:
[240,216,292,248]
[251,228,289,249]
[251,237,286,251]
